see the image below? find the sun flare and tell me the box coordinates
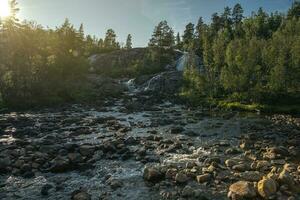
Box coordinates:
[0,0,11,18]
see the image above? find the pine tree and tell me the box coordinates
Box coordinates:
[232,3,244,25]
[288,1,300,19]
[125,34,132,49]
[148,20,174,49]
[182,23,195,51]
[104,29,118,49]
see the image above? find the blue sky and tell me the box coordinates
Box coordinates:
[18,0,294,47]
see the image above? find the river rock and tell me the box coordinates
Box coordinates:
[228,181,257,200]
[196,174,212,183]
[79,145,95,157]
[49,156,70,173]
[225,159,240,168]
[232,163,250,172]
[41,184,54,196]
[278,170,300,192]
[257,177,277,199]
[170,127,184,134]
[143,167,163,183]
[71,190,91,200]
[0,157,11,171]
[107,178,123,190]
[182,185,194,197]
[255,160,271,171]
[175,172,188,184]
[68,153,84,163]
[235,171,263,182]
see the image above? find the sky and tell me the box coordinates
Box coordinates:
[18,0,294,47]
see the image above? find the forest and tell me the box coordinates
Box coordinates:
[0,1,299,111]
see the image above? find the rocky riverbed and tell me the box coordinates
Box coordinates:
[0,94,299,200]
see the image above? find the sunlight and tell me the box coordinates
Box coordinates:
[0,0,10,18]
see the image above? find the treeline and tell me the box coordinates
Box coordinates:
[178,2,300,106]
[0,0,132,107]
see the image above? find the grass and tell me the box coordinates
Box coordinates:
[218,101,300,115]
[179,91,300,115]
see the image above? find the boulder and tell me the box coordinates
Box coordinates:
[79,145,95,157]
[71,190,91,200]
[228,181,257,200]
[141,71,183,95]
[196,174,212,183]
[175,172,188,184]
[182,185,194,197]
[49,156,70,173]
[143,167,163,183]
[257,177,277,199]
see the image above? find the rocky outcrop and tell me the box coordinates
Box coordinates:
[86,74,126,98]
[141,71,183,94]
[89,48,148,73]
[89,48,183,74]
[125,71,183,96]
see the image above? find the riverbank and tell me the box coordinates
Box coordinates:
[0,93,299,199]
[217,101,300,115]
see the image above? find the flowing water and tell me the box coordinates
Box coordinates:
[0,96,270,199]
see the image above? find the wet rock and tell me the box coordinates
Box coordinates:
[228,181,257,200]
[79,145,95,157]
[175,172,188,184]
[257,177,277,199]
[143,167,163,183]
[182,185,194,197]
[255,160,271,171]
[41,184,54,196]
[68,153,84,163]
[235,171,263,182]
[204,156,221,165]
[264,147,289,159]
[278,170,300,192]
[107,178,123,190]
[283,163,297,172]
[225,159,240,168]
[183,130,198,137]
[232,163,250,172]
[124,137,138,145]
[0,157,11,172]
[170,127,184,134]
[165,168,177,179]
[49,156,70,173]
[194,190,209,200]
[278,170,294,187]
[240,141,253,150]
[196,173,212,183]
[225,148,240,155]
[71,189,91,200]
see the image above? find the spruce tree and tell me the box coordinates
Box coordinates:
[125,34,132,49]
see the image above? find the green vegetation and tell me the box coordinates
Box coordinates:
[0,1,128,108]
[180,2,300,113]
[0,0,299,114]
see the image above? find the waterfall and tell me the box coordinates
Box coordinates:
[144,74,162,91]
[175,52,189,71]
[125,79,137,93]
[175,52,205,73]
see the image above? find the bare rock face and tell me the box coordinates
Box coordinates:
[86,74,125,98]
[228,181,257,200]
[257,177,277,199]
[89,48,148,73]
[140,71,183,95]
